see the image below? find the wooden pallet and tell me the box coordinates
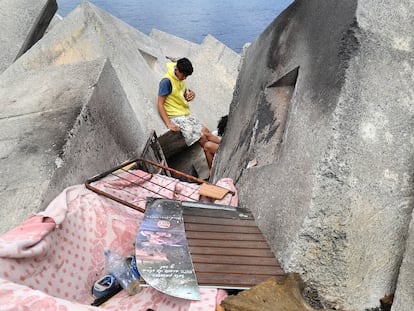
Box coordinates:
[183,205,284,289]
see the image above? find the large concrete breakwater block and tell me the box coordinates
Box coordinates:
[212,0,414,310]
[3,1,168,139]
[0,1,167,234]
[0,0,57,73]
[392,206,414,311]
[0,59,143,234]
[0,0,165,234]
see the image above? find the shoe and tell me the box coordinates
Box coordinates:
[92,274,121,298]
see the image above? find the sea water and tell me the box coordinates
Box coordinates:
[57,0,293,52]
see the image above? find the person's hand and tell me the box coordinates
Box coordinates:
[167,123,180,132]
[184,89,195,101]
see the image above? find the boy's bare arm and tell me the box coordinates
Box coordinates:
[157,96,180,131]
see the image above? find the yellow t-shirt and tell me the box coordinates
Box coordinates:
[160,62,190,117]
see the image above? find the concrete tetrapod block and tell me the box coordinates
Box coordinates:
[0,58,143,234]
[0,0,57,73]
[149,29,200,62]
[391,209,414,311]
[2,0,167,143]
[188,35,241,131]
[212,0,414,310]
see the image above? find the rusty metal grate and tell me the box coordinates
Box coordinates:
[85,157,207,213]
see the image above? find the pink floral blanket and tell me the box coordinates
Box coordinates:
[0,170,237,310]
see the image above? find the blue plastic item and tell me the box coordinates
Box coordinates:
[104,249,140,295]
[92,274,120,298]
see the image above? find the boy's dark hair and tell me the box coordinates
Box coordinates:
[217,115,228,137]
[177,58,193,76]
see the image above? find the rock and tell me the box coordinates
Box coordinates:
[391,207,414,311]
[0,0,57,73]
[0,59,144,233]
[212,0,414,309]
[221,273,326,311]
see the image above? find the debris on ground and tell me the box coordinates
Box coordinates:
[221,273,330,311]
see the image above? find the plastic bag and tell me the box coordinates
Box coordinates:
[104,249,140,295]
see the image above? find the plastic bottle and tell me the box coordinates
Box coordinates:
[104,249,140,295]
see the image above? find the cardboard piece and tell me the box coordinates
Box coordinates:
[198,183,230,200]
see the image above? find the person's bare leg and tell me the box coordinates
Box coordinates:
[203,141,219,169]
[202,125,221,144]
[198,134,208,148]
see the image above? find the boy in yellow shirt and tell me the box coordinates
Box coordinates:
[157,58,220,172]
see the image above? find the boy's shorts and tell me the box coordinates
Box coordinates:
[170,116,202,146]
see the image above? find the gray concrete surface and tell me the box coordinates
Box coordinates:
[0,58,144,233]
[0,0,57,73]
[0,1,239,234]
[212,0,414,310]
[392,207,414,311]
[3,1,167,143]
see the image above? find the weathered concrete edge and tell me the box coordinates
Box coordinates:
[42,57,145,209]
[16,0,57,60]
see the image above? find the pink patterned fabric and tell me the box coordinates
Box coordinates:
[0,277,99,311]
[0,170,238,310]
[0,216,56,258]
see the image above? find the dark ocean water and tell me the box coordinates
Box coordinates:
[57,0,293,52]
